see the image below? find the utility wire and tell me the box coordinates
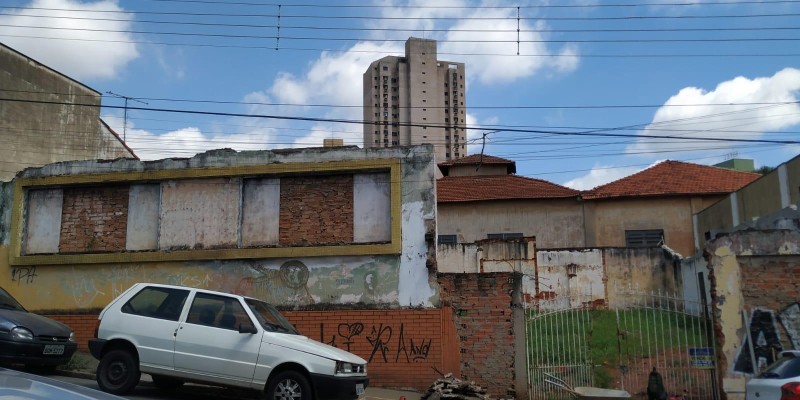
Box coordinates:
[2,97,799,145]
[4,24,800,44]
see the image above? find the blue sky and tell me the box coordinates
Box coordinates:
[1,0,799,189]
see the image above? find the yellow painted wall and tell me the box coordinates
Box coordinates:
[437,199,584,248]
[585,196,709,257]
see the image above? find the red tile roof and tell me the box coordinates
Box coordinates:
[437,175,579,203]
[438,154,517,175]
[438,154,515,166]
[581,160,761,200]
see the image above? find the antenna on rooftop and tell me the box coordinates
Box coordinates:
[106,91,148,143]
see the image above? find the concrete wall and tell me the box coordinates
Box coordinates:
[584,196,721,257]
[696,154,800,243]
[706,224,800,400]
[438,241,682,309]
[0,44,134,181]
[1,146,438,312]
[437,199,584,247]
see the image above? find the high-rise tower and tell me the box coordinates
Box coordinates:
[363,38,466,162]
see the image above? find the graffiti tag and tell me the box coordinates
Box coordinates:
[11,266,37,285]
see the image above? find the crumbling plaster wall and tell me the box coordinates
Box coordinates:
[1,146,439,311]
[707,228,800,400]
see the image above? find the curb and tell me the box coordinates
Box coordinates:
[55,369,96,380]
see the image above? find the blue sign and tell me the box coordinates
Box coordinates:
[689,347,715,368]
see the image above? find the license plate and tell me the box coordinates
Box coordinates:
[43,345,64,355]
[356,383,364,396]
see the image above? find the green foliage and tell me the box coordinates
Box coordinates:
[527,309,709,386]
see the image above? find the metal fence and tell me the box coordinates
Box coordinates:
[526,284,719,400]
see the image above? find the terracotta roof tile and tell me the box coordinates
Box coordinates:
[582,160,760,199]
[438,154,515,167]
[437,175,579,203]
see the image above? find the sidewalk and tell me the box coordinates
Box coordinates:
[60,351,422,400]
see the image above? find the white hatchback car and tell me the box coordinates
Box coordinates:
[746,350,800,400]
[88,283,368,400]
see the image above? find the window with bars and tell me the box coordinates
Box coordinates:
[624,229,664,247]
[438,235,457,244]
[487,233,523,239]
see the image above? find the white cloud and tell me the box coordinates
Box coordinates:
[0,0,138,80]
[244,41,404,148]
[103,115,274,160]
[442,15,579,84]
[627,68,800,156]
[563,162,662,190]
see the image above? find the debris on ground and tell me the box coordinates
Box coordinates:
[421,373,491,400]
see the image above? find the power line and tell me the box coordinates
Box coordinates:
[4,24,800,44]
[2,97,799,145]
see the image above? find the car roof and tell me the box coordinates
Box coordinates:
[131,282,261,303]
[0,367,126,400]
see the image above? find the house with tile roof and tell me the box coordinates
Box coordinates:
[581,160,760,256]
[437,156,761,256]
[436,155,585,248]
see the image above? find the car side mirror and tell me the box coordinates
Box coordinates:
[239,323,258,334]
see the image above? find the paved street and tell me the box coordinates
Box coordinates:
[46,373,421,400]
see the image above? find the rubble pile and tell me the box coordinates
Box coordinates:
[421,374,491,400]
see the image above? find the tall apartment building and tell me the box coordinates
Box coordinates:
[363,37,466,162]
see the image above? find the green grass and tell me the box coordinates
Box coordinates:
[527,309,710,388]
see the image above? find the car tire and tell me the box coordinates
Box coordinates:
[265,371,312,400]
[96,349,140,395]
[151,374,184,391]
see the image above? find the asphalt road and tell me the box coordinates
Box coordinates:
[49,374,264,400]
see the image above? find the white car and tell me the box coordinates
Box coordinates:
[746,350,800,400]
[88,283,368,400]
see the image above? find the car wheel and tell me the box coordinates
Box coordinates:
[96,349,140,395]
[151,374,184,391]
[266,371,312,400]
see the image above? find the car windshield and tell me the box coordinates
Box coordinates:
[758,353,800,379]
[245,299,298,335]
[0,288,26,312]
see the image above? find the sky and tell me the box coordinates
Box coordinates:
[1,0,799,189]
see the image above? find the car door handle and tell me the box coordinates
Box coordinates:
[174,328,179,337]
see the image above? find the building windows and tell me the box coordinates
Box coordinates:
[487,233,524,239]
[438,235,457,244]
[382,65,388,71]
[625,230,664,247]
[391,140,398,145]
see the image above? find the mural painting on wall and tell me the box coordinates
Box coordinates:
[734,305,800,374]
[319,322,432,363]
[11,256,399,310]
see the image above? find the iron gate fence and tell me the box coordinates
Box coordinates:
[526,284,719,400]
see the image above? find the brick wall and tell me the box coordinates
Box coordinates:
[47,308,461,392]
[438,272,522,398]
[284,308,460,391]
[46,314,99,351]
[740,256,800,312]
[279,175,354,246]
[59,186,129,253]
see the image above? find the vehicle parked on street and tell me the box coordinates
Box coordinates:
[0,286,77,372]
[746,350,800,400]
[89,283,368,400]
[0,366,125,400]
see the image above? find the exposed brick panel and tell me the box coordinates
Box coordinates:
[438,272,520,398]
[59,186,129,253]
[740,255,800,317]
[45,314,99,351]
[279,175,354,246]
[284,308,459,391]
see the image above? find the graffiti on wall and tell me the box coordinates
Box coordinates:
[734,304,800,374]
[8,256,400,311]
[319,322,432,363]
[734,309,783,374]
